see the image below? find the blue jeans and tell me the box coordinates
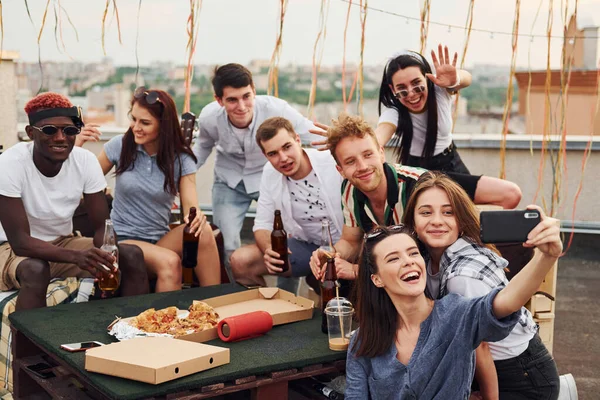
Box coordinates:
[212,178,259,254]
[276,238,319,295]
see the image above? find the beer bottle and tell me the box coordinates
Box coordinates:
[318,220,335,268]
[99,219,121,298]
[271,210,289,273]
[182,207,199,286]
[321,256,338,333]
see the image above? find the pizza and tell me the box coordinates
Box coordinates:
[132,302,219,337]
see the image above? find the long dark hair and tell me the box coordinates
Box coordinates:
[378,52,439,166]
[115,89,197,195]
[352,225,417,358]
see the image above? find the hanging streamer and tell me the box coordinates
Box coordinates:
[133,0,142,86]
[307,0,330,119]
[499,0,520,180]
[419,0,432,54]
[526,0,544,158]
[183,0,202,113]
[357,0,367,116]
[101,0,123,56]
[451,0,475,130]
[341,0,352,111]
[554,0,578,217]
[533,0,554,210]
[268,0,289,97]
[563,66,598,254]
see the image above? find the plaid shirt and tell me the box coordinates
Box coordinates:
[438,237,538,334]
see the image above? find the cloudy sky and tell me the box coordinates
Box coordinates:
[3,0,597,70]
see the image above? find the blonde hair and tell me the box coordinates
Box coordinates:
[327,113,380,164]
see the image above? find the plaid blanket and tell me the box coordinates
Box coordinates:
[0,277,95,397]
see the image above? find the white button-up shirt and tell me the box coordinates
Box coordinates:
[253,149,343,244]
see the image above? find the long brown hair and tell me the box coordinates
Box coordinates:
[352,225,417,358]
[115,89,197,195]
[403,171,499,254]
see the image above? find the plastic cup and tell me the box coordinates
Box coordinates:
[325,297,353,351]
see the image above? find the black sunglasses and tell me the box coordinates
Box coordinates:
[393,85,426,100]
[364,224,405,242]
[31,125,81,136]
[134,87,161,105]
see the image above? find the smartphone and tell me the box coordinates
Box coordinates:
[480,210,541,244]
[26,362,56,379]
[59,341,105,352]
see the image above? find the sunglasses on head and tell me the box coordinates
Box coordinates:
[364,224,405,242]
[134,87,161,105]
[393,85,426,100]
[31,125,81,136]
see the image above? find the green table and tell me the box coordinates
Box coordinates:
[9,284,346,400]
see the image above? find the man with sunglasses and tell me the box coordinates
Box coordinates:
[309,113,522,281]
[0,92,149,310]
[193,63,322,266]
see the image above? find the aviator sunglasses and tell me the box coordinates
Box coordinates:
[134,87,162,105]
[30,125,81,136]
[364,224,405,242]
[393,85,426,100]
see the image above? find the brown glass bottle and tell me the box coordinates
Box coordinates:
[271,210,289,273]
[321,256,338,333]
[182,207,199,285]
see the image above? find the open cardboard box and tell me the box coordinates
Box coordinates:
[85,337,230,384]
[108,288,314,343]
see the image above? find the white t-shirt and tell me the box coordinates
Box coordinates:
[286,171,340,245]
[378,85,453,157]
[447,276,534,360]
[0,142,107,242]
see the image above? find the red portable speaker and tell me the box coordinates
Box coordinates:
[217,311,273,342]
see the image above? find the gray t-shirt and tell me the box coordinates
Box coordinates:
[345,289,519,399]
[104,134,197,241]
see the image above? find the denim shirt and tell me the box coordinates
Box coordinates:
[345,289,519,399]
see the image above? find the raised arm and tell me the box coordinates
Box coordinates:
[492,206,562,319]
[425,44,472,91]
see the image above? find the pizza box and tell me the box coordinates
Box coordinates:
[85,336,230,384]
[109,288,314,343]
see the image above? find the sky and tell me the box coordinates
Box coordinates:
[2,0,598,70]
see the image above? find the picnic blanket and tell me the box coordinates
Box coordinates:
[0,277,95,397]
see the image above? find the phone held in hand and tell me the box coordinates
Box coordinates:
[480,210,541,244]
[59,341,105,352]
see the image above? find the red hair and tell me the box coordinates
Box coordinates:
[24,92,73,114]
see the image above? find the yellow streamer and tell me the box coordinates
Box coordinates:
[308,0,330,119]
[183,0,202,113]
[499,0,520,180]
[268,0,289,97]
[357,0,367,116]
[419,0,431,54]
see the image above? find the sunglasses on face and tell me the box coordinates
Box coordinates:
[31,125,81,136]
[134,87,161,105]
[364,224,405,242]
[393,85,426,100]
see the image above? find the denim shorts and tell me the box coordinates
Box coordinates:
[117,236,158,245]
[287,238,319,278]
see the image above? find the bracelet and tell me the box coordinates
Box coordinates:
[447,70,461,89]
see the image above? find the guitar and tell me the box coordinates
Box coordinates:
[181,111,197,147]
